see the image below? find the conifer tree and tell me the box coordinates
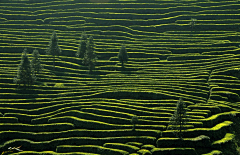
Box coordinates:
[117,43,128,68]
[45,31,61,70]
[83,36,97,73]
[13,48,36,88]
[31,49,43,76]
[167,97,190,139]
[76,31,88,59]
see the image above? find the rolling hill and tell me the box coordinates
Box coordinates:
[0,0,240,154]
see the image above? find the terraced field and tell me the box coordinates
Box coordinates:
[0,0,240,154]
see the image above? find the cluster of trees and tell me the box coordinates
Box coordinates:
[75,31,98,73]
[13,30,129,88]
[13,48,43,88]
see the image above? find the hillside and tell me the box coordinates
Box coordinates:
[0,0,240,154]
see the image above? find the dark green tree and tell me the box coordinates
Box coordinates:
[76,31,88,59]
[13,48,36,88]
[31,49,43,76]
[130,115,138,131]
[117,43,128,68]
[83,36,97,73]
[167,97,189,139]
[45,31,61,71]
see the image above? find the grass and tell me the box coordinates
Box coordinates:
[54,83,65,88]
[0,0,240,154]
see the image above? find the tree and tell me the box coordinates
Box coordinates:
[117,43,128,68]
[130,115,138,131]
[189,18,197,30]
[13,48,36,88]
[76,31,88,59]
[167,97,189,139]
[83,36,97,73]
[31,49,43,76]
[45,30,61,71]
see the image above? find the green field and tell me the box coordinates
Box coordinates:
[0,0,240,154]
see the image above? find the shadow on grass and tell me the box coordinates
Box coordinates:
[16,86,35,92]
[119,67,139,75]
[86,70,102,80]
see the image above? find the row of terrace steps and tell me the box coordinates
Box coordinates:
[207,67,240,107]
[157,107,239,154]
[1,50,238,78]
[0,0,239,61]
[0,30,238,59]
[2,49,236,109]
[0,52,214,105]
[0,100,234,126]
[2,52,238,109]
[0,118,236,154]
[0,3,239,28]
[0,103,238,146]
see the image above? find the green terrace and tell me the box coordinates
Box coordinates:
[0,0,240,154]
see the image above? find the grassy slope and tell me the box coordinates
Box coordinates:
[0,0,240,154]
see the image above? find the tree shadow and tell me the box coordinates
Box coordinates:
[86,70,102,80]
[16,86,37,94]
[119,67,139,75]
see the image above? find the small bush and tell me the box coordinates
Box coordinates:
[237,147,240,155]
[54,83,64,88]
[149,80,159,85]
